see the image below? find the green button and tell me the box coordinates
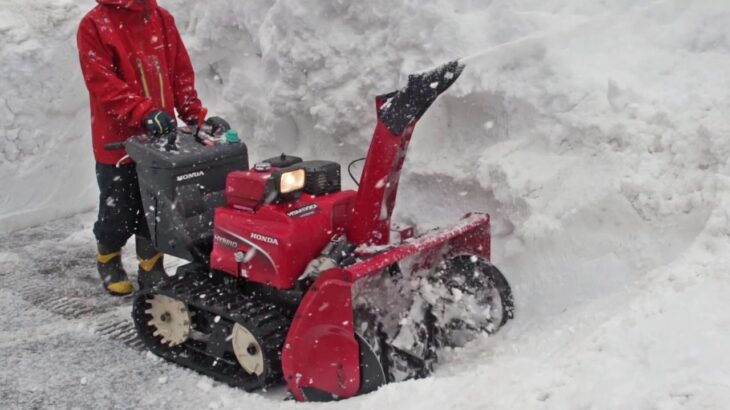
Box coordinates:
[225,129,240,143]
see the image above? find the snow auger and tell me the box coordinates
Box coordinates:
[123,60,514,401]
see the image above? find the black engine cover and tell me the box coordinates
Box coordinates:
[300,160,341,195]
[125,134,248,262]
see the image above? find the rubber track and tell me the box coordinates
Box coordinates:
[132,269,290,391]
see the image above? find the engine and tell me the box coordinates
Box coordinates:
[210,157,355,289]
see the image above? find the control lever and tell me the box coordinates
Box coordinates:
[104,142,125,151]
[194,107,214,146]
[164,131,178,151]
[104,141,131,167]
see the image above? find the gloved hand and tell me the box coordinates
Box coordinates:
[143,110,176,137]
[204,116,231,135]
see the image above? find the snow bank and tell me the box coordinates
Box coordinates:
[3,0,727,238]
[0,0,96,231]
[1,0,729,407]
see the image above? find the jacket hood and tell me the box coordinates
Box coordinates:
[96,0,158,11]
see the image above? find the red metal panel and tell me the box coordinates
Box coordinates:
[282,268,360,401]
[210,191,357,289]
[225,169,272,210]
[347,96,416,246]
[281,213,492,401]
[348,213,491,281]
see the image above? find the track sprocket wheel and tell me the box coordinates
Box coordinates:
[231,323,265,376]
[145,294,192,346]
[227,302,289,384]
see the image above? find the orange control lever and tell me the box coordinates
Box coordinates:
[197,107,209,127]
[194,107,214,146]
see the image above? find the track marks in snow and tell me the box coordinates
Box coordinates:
[94,319,145,351]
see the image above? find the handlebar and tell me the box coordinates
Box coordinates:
[104,142,126,151]
[105,122,229,152]
[104,108,220,152]
[104,131,178,152]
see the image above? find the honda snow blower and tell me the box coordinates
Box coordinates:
[123,61,514,401]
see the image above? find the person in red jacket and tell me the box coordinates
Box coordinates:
[77,0,224,295]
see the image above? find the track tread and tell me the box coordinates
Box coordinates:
[132,267,291,391]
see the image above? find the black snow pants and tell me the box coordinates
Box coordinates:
[93,163,150,251]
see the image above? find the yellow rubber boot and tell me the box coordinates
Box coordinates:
[97,246,134,296]
[136,236,168,289]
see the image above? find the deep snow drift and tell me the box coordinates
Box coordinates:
[1,0,729,408]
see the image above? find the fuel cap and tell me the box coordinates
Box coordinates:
[253,162,272,172]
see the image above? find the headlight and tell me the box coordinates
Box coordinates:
[279,169,306,194]
[261,166,307,205]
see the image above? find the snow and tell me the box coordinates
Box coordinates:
[1,0,730,408]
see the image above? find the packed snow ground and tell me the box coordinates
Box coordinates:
[1,0,729,408]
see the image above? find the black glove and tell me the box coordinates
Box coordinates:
[143,110,176,137]
[204,116,231,135]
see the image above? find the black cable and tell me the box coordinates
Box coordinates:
[347,157,366,186]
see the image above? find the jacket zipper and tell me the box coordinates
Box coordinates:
[136,58,152,99]
[153,56,166,108]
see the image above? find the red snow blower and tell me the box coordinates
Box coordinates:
[124,60,513,401]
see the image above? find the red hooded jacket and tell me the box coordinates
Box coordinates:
[77,0,204,164]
